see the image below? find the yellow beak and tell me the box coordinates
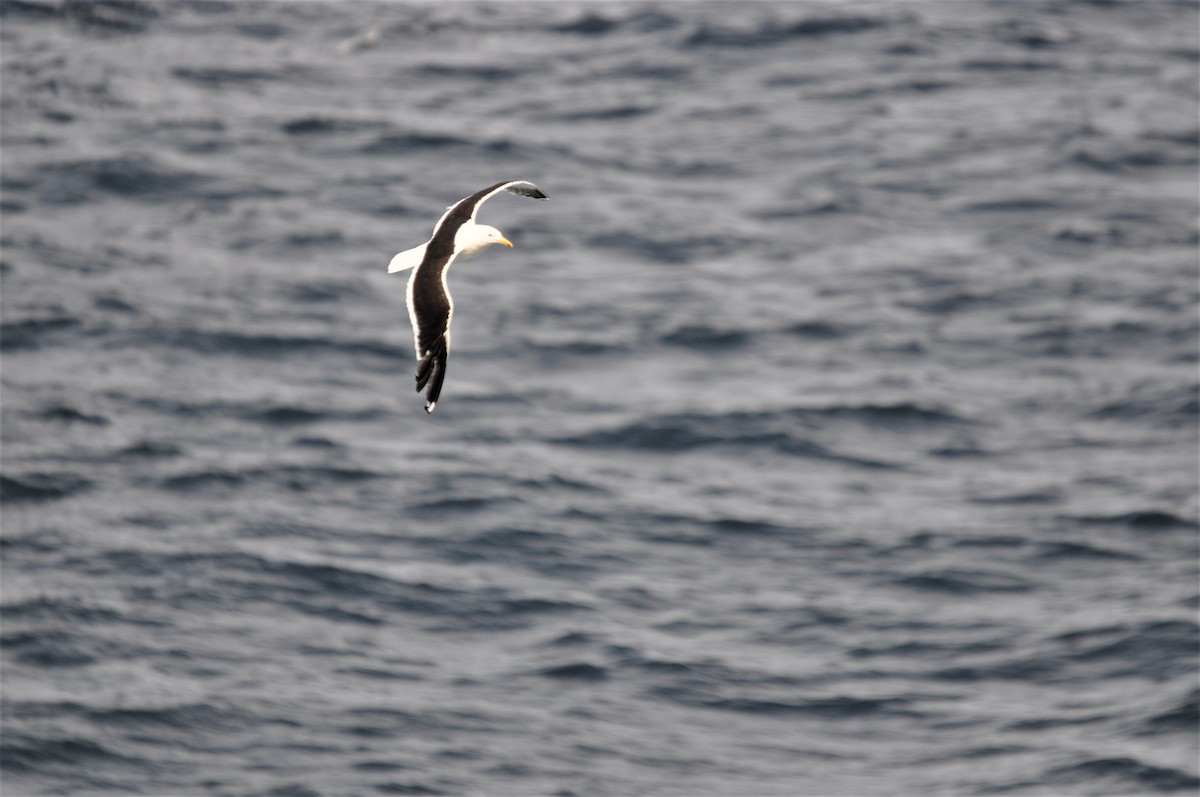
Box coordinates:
[497,236,513,248]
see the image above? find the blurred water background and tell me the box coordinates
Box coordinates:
[1,1,1198,795]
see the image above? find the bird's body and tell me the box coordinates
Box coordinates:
[388,180,548,413]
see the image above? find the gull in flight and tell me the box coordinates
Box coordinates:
[387,180,549,413]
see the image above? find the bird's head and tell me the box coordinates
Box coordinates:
[478,224,513,249]
[456,223,513,261]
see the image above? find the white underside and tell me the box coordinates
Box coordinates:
[388,242,427,273]
[387,228,491,274]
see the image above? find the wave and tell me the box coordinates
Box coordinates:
[556,418,865,463]
[584,230,748,264]
[537,104,656,123]
[0,732,143,777]
[85,701,256,732]
[969,490,1061,506]
[1055,619,1199,679]
[1088,384,1199,425]
[251,405,376,426]
[538,662,609,681]
[1059,130,1200,174]
[365,780,448,795]
[74,549,592,630]
[901,290,1011,316]
[961,196,1071,213]
[847,637,1006,660]
[708,695,923,719]
[551,9,679,37]
[2,627,136,668]
[413,525,611,579]
[335,665,423,682]
[0,529,66,555]
[343,706,496,738]
[33,155,206,204]
[0,472,91,503]
[117,440,183,458]
[521,337,629,358]
[1139,687,1199,735]
[1038,756,1200,794]
[1,0,158,33]
[961,58,1063,72]
[360,131,473,154]
[407,496,519,515]
[10,153,288,208]
[800,402,973,426]
[889,568,1033,595]
[0,596,156,626]
[684,13,886,48]
[660,324,752,350]
[1019,319,1197,357]
[281,115,387,136]
[414,63,530,82]
[649,683,924,719]
[1060,510,1199,530]
[783,320,852,339]
[0,315,80,351]
[932,655,1064,685]
[37,404,109,425]
[556,403,968,460]
[171,62,324,89]
[554,407,974,466]
[626,511,823,550]
[126,327,407,360]
[159,463,382,492]
[1033,541,1140,561]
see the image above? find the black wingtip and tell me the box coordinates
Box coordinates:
[415,348,438,392]
[506,182,549,201]
[414,346,447,414]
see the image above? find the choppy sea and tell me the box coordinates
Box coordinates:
[2,1,1198,795]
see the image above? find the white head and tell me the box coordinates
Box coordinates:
[455,223,513,262]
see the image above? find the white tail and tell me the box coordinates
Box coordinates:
[387,242,427,273]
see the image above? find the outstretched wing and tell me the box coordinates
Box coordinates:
[406,256,454,414]
[429,180,549,239]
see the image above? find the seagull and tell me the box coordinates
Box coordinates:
[387,180,548,413]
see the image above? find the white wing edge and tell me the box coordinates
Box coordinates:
[388,242,428,273]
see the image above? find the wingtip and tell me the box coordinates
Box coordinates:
[507,181,549,201]
[424,401,436,414]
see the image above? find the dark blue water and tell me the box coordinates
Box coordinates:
[2,1,1198,795]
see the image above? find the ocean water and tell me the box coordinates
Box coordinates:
[1,1,1198,795]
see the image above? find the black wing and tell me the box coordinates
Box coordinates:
[414,337,448,414]
[408,259,453,413]
[429,180,549,243]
